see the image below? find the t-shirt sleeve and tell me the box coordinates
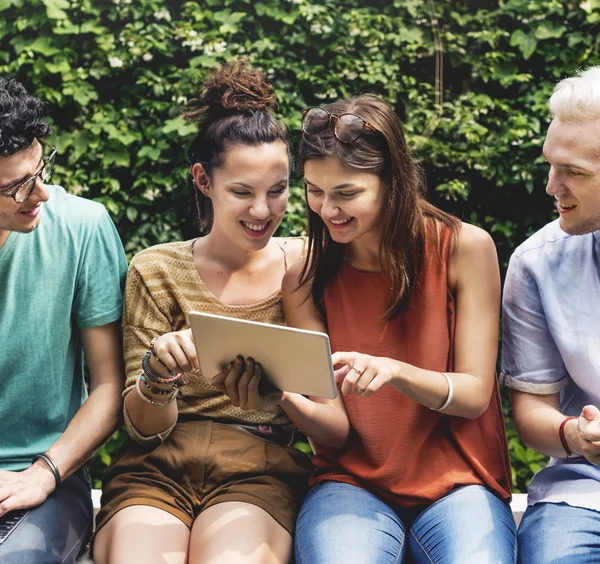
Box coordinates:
[500,252,568,394]
[73,209,127,329]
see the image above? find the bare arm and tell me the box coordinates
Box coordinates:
[0,322,124,515]
[276,261,350,448]
[335,224,500,419]
[46,322,125,477]
[512,390,600,464]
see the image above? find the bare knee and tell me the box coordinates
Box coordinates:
[189,502,291,564]
[93,506,190,564]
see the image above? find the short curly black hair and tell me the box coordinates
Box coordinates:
[0,77,52,156]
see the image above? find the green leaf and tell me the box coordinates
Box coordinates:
[104,148,131,168]
[28,37,61,56]
[510,29,538,59]
[162,116,197,137]
[535,22,566,40]
[0,0,14,12]
[45,59,71,74]
[42,0,70,19]
[137,145,162,161]
[126,206,138,222]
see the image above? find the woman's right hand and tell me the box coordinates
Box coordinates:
[150,328,199,374]
[212,356,284,411]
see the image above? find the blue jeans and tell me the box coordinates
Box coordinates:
[518,502,600,563]
[0,469,93,564]
[295,482,517,564]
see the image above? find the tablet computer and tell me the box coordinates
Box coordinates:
[189,311,337,399]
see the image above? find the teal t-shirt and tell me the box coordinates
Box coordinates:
[0,185,127,471]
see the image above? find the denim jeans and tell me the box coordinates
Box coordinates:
[518,502,600,563]
[0,468,93,564]
[295,481,517,564]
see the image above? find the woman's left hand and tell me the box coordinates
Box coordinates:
[212,356,284,411]
[332,351,398,397]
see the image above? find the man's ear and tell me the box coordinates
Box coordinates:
[191,163,211,197]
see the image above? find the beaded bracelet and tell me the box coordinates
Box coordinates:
[142,351,184,385]
[32,453,61,492]
[140,373,177,395]
[135,375,179,407]
[149,336,178,376]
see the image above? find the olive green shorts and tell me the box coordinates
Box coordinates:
[95,420,312,536]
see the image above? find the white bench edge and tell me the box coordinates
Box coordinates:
[91,489,528,522]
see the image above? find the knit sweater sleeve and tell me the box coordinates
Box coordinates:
[122,254,176,446]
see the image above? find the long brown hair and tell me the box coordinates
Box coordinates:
[182,58,288,233]
[299,94,460,319]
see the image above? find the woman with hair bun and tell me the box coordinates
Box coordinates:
[93,60,348,564]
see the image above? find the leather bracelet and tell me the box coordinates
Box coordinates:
[559,415,578,456]
[32,453,61,492]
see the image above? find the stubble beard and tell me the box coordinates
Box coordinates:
[560,214,600,236]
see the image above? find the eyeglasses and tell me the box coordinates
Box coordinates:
[302,107,377,144]
[0,139,56,204]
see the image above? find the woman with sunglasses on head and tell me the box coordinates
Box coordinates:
[93,60,348,564]
[283,96,516,563]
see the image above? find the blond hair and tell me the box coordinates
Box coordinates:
[549,66,600,123]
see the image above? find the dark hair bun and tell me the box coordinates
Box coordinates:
[184,58,276,124]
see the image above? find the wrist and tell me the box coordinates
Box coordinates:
[29,459,59,494]
[563,417,581,457]
[390,361,408,392]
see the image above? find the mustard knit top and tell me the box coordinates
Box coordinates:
[122,238,299,444]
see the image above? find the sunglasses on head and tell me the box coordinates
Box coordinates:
[301,107,377,144]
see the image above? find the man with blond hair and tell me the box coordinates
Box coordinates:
[502,66,600,561]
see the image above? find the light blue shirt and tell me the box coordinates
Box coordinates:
[0,186,127,470]
[501,219,600,511]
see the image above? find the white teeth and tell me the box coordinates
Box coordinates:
[558,202,577,209]
[330,218,352,225]
[242,221,268,231]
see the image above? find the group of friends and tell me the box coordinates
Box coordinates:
[1,59,599,564]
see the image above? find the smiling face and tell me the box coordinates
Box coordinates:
[304,155,385,246]
[543,118,600,235]
[194,141,289,251]
[0,140,50,246]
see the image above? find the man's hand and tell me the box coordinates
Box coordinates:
[0,462,56,517]
[569,405,600,465]
[212,356,283,411]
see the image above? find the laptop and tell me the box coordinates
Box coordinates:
[0,509,29,546]
[189,311,337,399]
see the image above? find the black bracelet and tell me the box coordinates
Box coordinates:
[142,351,161,383]
[32,453,61,492]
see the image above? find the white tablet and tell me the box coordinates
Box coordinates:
[189,311,337,399]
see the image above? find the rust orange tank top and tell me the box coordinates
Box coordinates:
[310,224,512,506]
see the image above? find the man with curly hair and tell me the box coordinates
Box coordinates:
[0,77,127,563]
